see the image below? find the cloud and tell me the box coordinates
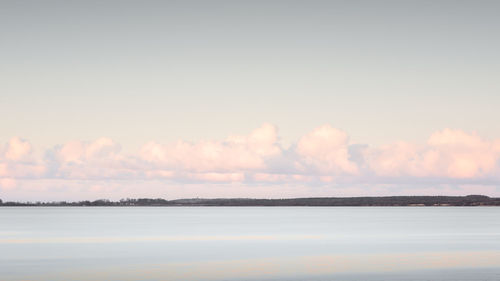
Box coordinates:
[47,138,128,179]
[363,141,424,177]
[364,129,500,180]
[426,129,500,178]
[1,125,500,199]
[140,123,281,176]
[0,137,46,179]
[0,178,17,190]
[3,137,32,161]
[296,125,358,175]
[55,137,121,164]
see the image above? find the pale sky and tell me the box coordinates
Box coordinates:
[1,1,500,200]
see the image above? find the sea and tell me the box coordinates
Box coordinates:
[1,207,499,280]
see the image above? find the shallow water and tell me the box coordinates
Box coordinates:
[1,207,499,280]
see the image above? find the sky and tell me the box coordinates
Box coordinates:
[1,0,500,200]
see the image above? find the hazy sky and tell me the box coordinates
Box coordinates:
[1,1,500,200]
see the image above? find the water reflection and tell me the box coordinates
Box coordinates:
[15,251,500,281]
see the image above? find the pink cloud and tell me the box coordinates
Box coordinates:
[1,125,500,199]
[0,178,17,190]
[251,173,315,183]
[189,172,245,182]
[0,137,46,179]
[56,137,121,163]
[140,123,281,172]
[296,125,358,175]
[363,141,424,177]
[46,138,130,180]
[3,137,32,161]
[426,129,500,178]
[364,129,500,179]
[253,173,289,182]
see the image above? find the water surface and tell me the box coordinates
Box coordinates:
[1,207,499,280]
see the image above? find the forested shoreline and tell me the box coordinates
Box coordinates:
[1,195,499,206]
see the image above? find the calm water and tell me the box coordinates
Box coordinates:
[1,207,500,281]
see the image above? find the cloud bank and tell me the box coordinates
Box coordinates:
[1,124,500,199]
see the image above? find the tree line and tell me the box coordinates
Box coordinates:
[1,195,499,206]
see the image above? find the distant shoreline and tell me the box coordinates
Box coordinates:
[1,195,499,207]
